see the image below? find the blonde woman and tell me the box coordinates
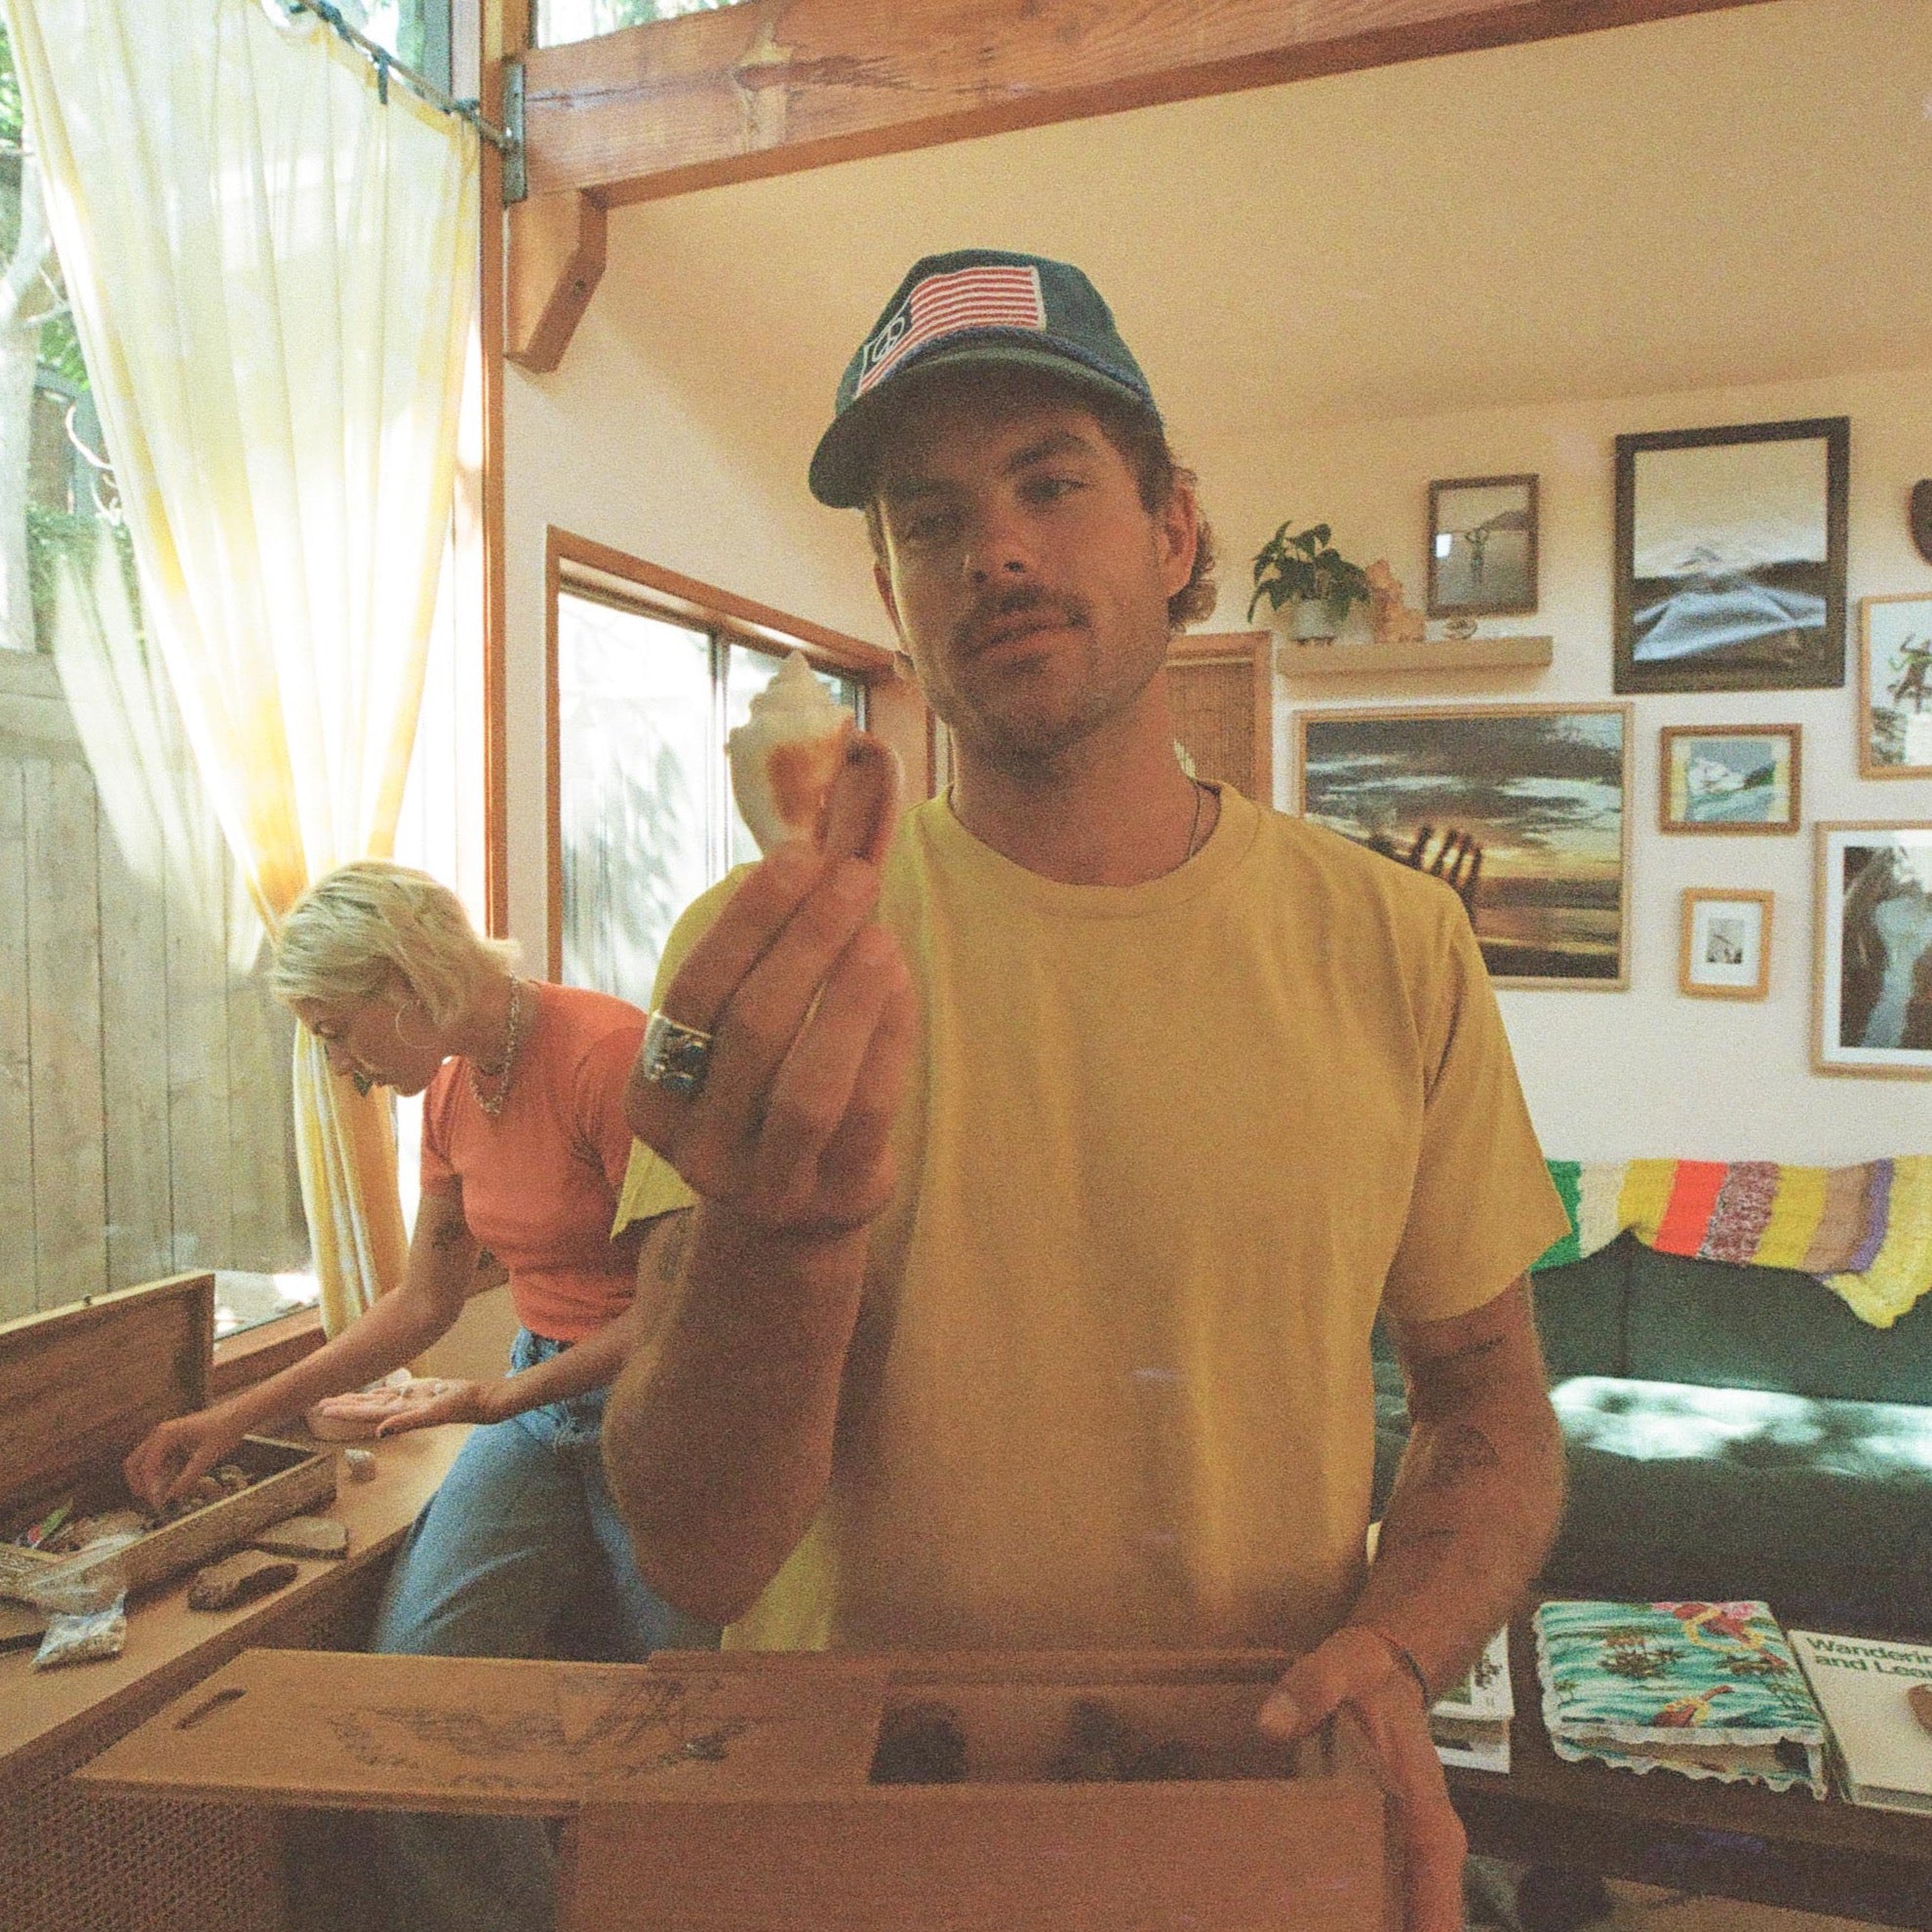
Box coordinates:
[124,860,708,1932]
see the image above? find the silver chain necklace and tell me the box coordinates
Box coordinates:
[468,978,527,1119]
[1183,779,1208,864]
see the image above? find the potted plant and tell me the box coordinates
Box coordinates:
[1247,521,1372,642]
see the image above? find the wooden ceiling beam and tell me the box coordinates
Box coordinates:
[518,0,1780,207]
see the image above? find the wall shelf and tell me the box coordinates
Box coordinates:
[1274,635,1553,679]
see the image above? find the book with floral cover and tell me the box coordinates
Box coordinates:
[1790,1630,1932,1813]
[1430,1625,1512,1773]
[1534,1599,1826,1796]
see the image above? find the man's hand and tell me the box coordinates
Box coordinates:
[1258,1625,1466,1932]
[627,735,914,1240]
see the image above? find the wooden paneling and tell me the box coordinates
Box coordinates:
[165,810,235,1277]
[98,792,177,1291]
[0,656,304,1318]
[0,759,33,1321]
[23,756,108,1305]
[519,0,1779,207]
[1167,631,1273,804]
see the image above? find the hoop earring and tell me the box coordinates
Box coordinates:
[392,1003,439,1052]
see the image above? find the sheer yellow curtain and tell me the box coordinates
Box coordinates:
[6,0,479,1328]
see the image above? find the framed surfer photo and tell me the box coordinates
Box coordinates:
[1613,416,1848,694]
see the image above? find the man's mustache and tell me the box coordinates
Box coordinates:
[953,588,1089,657]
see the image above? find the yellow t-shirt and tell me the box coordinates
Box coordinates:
[618,786,1567,1654]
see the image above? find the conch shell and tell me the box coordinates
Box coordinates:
[728,651,855,853]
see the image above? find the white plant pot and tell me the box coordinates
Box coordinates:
[1284,599,1339,644]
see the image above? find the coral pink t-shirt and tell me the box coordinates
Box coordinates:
[419,981,644,1343]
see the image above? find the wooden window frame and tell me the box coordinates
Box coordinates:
[543,527,928,979]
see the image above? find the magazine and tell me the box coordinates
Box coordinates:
[1790,1630,1932,1814]
[1430,1626,1512,1773]
[1534,1599,1826,1796]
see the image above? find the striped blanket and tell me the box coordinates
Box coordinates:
[1535,1157,1932,1330]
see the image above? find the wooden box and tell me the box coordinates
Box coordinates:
[79,1646,1399,1929]
[0,1273,335,1600]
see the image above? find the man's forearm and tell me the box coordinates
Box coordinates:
[601,1203,869,1626]
[1348,1287,1565,1698]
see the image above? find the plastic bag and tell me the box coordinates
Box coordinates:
[32,1593,128,1670]
[26,1551,132,1670]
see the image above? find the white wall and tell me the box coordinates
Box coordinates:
[501,304,887,949]
[1203,362,1932,1163]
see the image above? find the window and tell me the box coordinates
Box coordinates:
[547,532,906,1009]
[534,0,748,52]
[0,17,479,1337]
[326,0,453,89]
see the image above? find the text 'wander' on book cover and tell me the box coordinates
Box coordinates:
[1535,1599,1826,1796]
[1790,1630,1932,1813]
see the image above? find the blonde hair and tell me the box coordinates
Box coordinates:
[272,861,518,1028]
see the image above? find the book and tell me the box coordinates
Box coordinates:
[1533,1599,1827,1796]
[1789,1630,1932,1814]
[1430,1625,1512,1773]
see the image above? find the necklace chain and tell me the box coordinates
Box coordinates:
[1183,778,1207,865]
[468,978,526,1120]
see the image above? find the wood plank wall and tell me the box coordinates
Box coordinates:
[0,651,306,1323]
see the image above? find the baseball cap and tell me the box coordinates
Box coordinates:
[808,248,1161,508]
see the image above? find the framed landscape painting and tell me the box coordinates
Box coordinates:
[1296,704,1632,989]
[1427,473,1538,617]
[1813,822,1932,1079]
[1860,593,1932,778]
[1658,724,1800,834]
[1613,417,1848,694]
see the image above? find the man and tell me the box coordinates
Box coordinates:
[605,249,1569,1931]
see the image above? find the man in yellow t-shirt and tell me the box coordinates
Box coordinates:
[604,250,1569,1932]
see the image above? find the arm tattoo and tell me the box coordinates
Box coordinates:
[1430,1425,1503,1483]
[429,1211,470,1251]
[653,1211,693,1285]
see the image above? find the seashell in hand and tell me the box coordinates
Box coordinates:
[728,651,854,854]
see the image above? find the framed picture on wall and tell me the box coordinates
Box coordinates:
[1658,723,1801,834]
[1613,416,1848,694]
[1296,703,1632,989]
[1859,593,1932,778]
[1813,821,1932,1079]
[1680,889,1772,1000]
[1426,474,1539,617]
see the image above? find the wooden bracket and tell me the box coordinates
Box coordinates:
[506,189,607,374]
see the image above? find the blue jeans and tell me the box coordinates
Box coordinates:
[364,1331,717,1932]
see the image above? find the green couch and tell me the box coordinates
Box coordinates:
[1371,1234,1932,1638]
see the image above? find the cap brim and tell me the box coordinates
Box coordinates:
[808,341,1156,509]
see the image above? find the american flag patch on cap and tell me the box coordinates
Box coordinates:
[854,264,1046,399]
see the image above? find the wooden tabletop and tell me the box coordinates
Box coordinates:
[1448,1615,1932,1922]
[0,1422,466,1784]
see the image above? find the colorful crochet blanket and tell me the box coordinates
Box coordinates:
[1535,1158,1932,1330]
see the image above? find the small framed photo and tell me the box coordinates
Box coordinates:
[1814,822,1932,1079]
[1680,889,1772,1000]
[1859,593,1932,778]
[1658,724,1801,834]
[1614,416,1848,694]
[1427,474,1538,617]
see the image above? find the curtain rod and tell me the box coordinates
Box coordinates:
[281,0,517,154]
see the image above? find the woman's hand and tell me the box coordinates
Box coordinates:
[371,1377,506,1437]
[123,1406,250,1512]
